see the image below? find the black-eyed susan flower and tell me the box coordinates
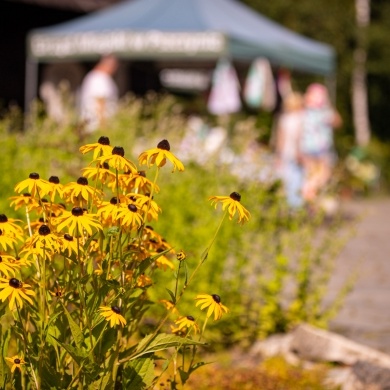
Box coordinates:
[116,204,143,230]
[0,229,19,251]
[47,176,64,202]
[98,305,127,327]
[127,193,161,222]
[116,171,160,194]
[9,193,36,211]
[174,315,200,334]
[14,173,51,198]
[59,233,81,257]
[82,162,116,185]
[63,177,102,206]
[138,139,184,172]
[22,224,62,257]
[54,207,102,236]
[195,294,229,321]
[176,250,186,261]
[96,146,137,173]
[79,136,113,160]
[0,277,35,310]
[0,214,23,236]
[0,255,20,277]
[97,197,122,226]
[209,192,251,225]
[5,355,26,373]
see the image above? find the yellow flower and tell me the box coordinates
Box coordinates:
[0,229,19,251]
[82,162,116,185]
[174,315,200,334]
[59,233,82,257]
[22,224,62,257]
[99,305,127,327]
[195,294,229,321]
[62,177,102,206]
[0,255,20,277]
[97,197,122,226]
[9,193,36,211]
[96,146,137,173]
[0,277,35,310]
[116,204,144,231]
[115,170,160,194]
[176,250,186,261]
[79,136,113,160]
[127,193,161,222]
[54,207,103,236]
[14,172,51,198]
[138,139,184,172]
[209,192,251,225]
[0,214,23,236]
[5,355,26,373]
[47,176,64,202]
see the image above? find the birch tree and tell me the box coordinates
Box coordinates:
[352,0,371,146]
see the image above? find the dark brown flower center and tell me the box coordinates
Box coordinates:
[49,176,60,184]
[29,172,40,180]
[186,316,195,321]
[110,197,118,205]
[71,207,84,217]
[0,256,2,263]
[98,136,110,145]
[211,294,221,304]
[138,170,146,177]
[64,233,73,241]
[9,278,23,289]
[112,146,125,157]
[157,139,170,151]
[103,162,110,170]
[128,204,137,213]
[38,225,51,236]
[23,193,31,197]
[229,192,241,202]
[14,359,21,364]
[0,214,8,223]
[111,305,121,314]
[77,177,88,186]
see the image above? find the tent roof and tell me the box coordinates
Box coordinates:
[28,0,335,75]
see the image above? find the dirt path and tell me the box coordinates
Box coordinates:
[328,197,390,353]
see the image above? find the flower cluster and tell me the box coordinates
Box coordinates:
[0,136,250,387]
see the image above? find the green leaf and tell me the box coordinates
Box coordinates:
[60,302,85,349]
[54,338,88,366]
[0,325,9,388]
[165,288,176,304]
[88,373,113,390]
[131,333,205,361]
[123,355,155,390]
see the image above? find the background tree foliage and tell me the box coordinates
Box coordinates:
[241,0,390,141]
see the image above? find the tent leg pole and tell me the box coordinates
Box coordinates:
[325,73,337,106]
[24,59,38,114]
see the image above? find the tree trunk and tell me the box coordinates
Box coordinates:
[352,0,371,147]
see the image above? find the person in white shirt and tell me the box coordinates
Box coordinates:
[79,54,119,132]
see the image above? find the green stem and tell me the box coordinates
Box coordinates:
[16,302,39,390]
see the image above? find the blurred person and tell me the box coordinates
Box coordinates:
[79,54,119,132]
[300,83,342,203]
[275,92,305,208]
